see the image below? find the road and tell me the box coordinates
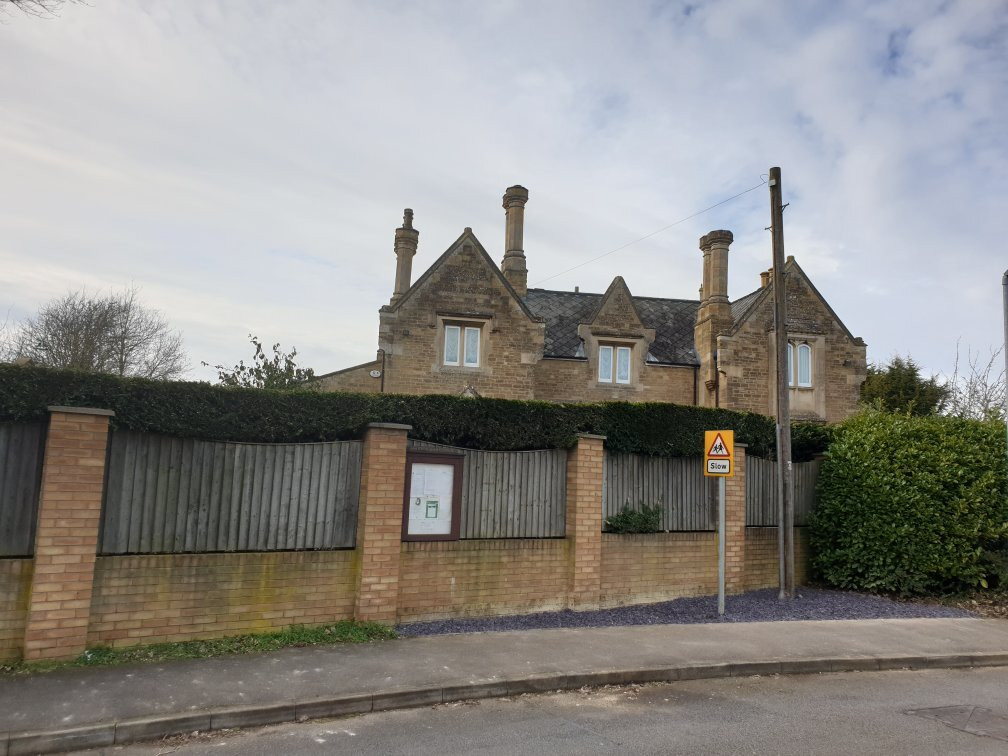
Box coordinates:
[82,667,1008,755]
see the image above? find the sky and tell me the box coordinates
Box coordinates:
[1,0,1005,384]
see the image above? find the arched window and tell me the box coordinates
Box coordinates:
[786,342,794,386]
[796,343,812,387]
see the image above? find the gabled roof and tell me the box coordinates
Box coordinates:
[727,259,858,341]
[588,276,645,330]
[386,228,538,322]
[523,288,700,365]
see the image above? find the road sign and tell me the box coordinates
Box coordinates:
[704,430,734,477]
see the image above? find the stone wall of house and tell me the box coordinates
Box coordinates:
[314,359,383,394]
[377,236,545,400]
[717,267,866,421]
[533,359,696,403]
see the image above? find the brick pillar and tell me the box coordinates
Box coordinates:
[566,433,604,609]
[354,423,410,624]
[724,444,747,594]
[23,406,113,661]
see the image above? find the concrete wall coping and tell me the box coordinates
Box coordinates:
[576,433,607,441]
[47,406,115,417]
[366,422,412,432]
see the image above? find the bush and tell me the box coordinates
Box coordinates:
[810,409,1008,594]
[0,364,829,458]
[604,504,663,534]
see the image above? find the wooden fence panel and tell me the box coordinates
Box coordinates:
[408,440,566,538]
[0,421,46,557]
[745,455,821,526]
[603,453,713,531]
[100,431,361,554]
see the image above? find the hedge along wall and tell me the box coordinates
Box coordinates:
[811,410,1008,594]
[0,365,831,459]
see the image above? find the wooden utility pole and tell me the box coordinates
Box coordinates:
[769,166,795,599]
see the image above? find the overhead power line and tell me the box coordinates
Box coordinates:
[532,177,769,286]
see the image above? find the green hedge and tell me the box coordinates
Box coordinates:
[810,410,1008,593]
[0,365,828,458]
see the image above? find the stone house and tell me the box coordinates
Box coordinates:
[316,186,867,421]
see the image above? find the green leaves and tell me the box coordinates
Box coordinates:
[810,409,1008,594]
[603,504,662,534]
[0,363,830,457]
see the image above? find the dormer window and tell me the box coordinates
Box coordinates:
[599,345,631,384]
[444,323,481,367]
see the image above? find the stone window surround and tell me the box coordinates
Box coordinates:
[591,338,640,388]
[768,331,827,419]
[436,315,491,374]
[787,340,814,388]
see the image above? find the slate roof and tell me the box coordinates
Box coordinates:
[523,288,702,366]
[730,287,763,323]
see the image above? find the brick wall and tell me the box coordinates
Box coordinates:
[397,539,570,621]
[600,533,717,606]
[23,408,112,661]
[87,551,357,647]
[566,434,604,608]
[354,424,411,624]
[8,407,810,659]
[0,559,32,661]
[743,528,810,591]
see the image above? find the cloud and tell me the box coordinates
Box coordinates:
[0,0,1004,382]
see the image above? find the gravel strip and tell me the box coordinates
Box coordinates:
[397,588,974,637]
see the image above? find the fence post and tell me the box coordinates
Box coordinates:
[354,422,411,624]
[23,406,113,661]
[566,433,605,609]
[725,444,747,594]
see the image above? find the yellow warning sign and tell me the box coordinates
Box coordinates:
[704,430,734,477]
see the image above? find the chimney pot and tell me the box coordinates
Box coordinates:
[760,270,770,288]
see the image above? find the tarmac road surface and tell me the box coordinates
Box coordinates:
[82,666,1008,755]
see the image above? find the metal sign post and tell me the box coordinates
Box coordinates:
[704,430,734,617]
[718,476,726,615]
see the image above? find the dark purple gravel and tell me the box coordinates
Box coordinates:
[396,588,974,637]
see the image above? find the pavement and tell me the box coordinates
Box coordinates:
[0,617,1007,755]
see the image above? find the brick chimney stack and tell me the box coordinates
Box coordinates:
[501,185,529,296]
[391,208,419,305]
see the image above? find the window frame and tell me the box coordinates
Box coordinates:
[796,342,812,387]
[598,343,632,385]
[785,340,812,388]
[442,320,483,369]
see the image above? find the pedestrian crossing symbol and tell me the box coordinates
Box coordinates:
[704,430,734,477]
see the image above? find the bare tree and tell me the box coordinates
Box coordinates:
[945,343,1006,422]
[12,287,188,380]
[1,1,78,17]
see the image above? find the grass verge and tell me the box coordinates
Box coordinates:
[0,620,396,676]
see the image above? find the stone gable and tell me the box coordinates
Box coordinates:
[376,230,545,399]
[717,261,866,422]
[590,277,646,334]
